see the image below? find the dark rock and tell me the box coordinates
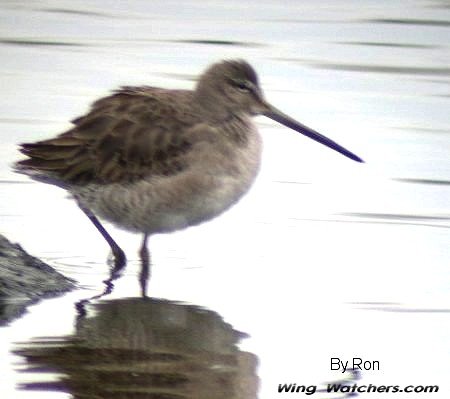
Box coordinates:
[0,234,75,325]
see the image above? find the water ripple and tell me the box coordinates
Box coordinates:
[394,178,450,186]
[336,41,440,49]
[352,302,450,313]
[308,63,450,76]
[37,7,110,18]
[0,38,85,47]
[367,18,450,28]
[168,39,263,47]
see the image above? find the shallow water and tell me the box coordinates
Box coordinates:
[1,0,449,398]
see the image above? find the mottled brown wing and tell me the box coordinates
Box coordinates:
[16,87,198,185]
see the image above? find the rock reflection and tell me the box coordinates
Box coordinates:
[15,298,259,398]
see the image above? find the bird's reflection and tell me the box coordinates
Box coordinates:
[15,298,259,398]
[75,255,127,317]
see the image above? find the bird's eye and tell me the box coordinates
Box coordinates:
[232,80,251,92]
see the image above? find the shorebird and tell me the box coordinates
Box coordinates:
[15,59,363,295]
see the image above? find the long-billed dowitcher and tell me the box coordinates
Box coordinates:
[15,59,363,295]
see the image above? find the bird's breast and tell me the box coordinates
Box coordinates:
[74,120,262,235]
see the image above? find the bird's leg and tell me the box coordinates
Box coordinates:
[77,203,126,267]
[139,233,150,298]
[74,205,128,318]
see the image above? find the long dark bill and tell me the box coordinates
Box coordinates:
[263,104,364,163]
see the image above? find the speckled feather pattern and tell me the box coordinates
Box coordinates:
[18,88,199,185]
[73,116,261,234]
[15,60,264,234]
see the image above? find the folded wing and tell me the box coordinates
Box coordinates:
[16,87,198,186]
